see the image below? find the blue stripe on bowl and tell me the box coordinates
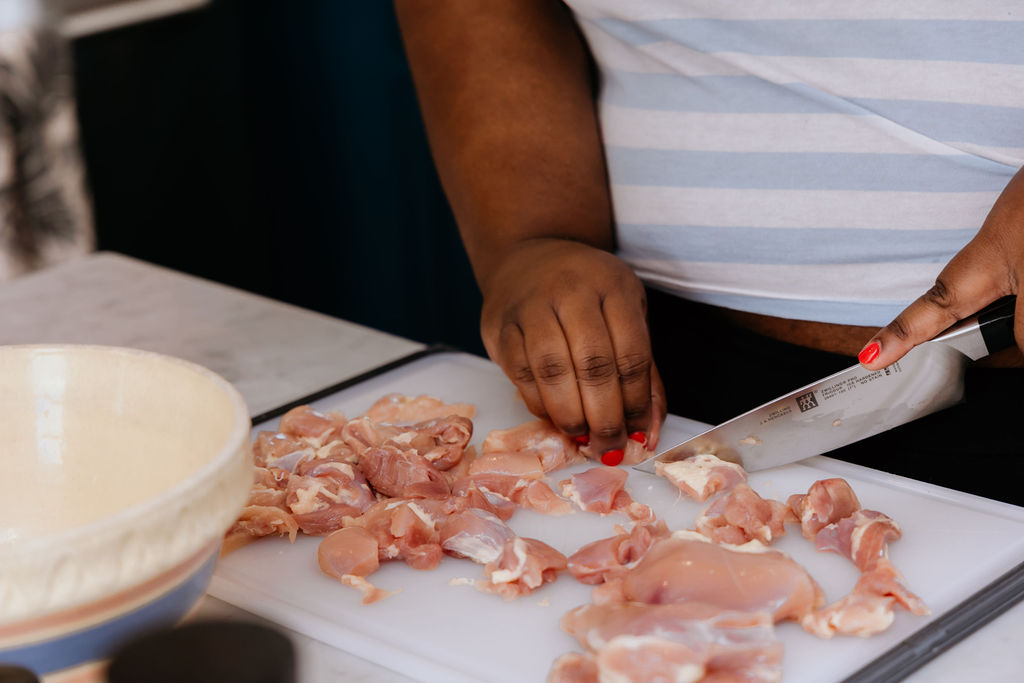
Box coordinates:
[0,550,218,676]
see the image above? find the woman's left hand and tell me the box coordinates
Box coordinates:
[859,166,1024,369]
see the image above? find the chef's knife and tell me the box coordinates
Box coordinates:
[634,297,1017,474]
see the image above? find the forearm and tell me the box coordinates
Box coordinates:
[393,0,613,294]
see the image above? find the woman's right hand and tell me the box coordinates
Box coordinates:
[480,237,666,460]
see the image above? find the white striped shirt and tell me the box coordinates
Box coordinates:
[564,0,1024,325]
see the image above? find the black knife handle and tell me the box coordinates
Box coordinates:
[978,295,1017,354]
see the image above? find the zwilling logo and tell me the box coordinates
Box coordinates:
[796,391,819,412]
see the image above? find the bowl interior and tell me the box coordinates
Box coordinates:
[0,346,243,543]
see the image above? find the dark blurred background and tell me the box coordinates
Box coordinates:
[71,0,486,356]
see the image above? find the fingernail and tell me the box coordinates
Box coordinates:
[858,341,880,365]
[628,431,646,445]
[601,449,624,466]
[573,435,590,446]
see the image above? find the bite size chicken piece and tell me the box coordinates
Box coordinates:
[316,520,396,605]
[278,405,348,445]
[469,450,546,479]
[696,483,794,546]
[559,467,654,522]
[252,431,315,470]
[478,537,568,600]
[444,479,518,522]
[620,531,824,624]
[567,522,670,586]
[481,420,585,472]
[343,498,446,570]
[655,454,747,502]
[802,558,929,638]
[245,466,291,508]
[318,526,380,578]
[363,392,476,423]
[358,444,451,499]
[787,478,861,540]
[814,509,900,573]
[284,462,377,535]
[439,508,517,564]
[222,504,299,555]
[342,414,473,471]
[451,473,573,516]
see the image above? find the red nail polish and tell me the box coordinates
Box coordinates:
[573,435,590,446]
[628,431,647,445]
[858,341,880,365]
[601,449,624,466]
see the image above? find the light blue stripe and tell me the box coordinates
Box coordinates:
[3,551,217,674]
[645,286,908,327]
[606,147,1013,192]
[852,98,1024,149]
[596,18,1024,64]
[601,72,1024,149]
[602,72,861,114]
[618,224,976,265]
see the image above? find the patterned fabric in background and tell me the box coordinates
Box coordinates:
[0,26,93,281]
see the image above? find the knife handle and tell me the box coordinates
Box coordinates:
[978,296,1017,354]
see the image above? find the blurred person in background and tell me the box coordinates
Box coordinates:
[0,0,92,281]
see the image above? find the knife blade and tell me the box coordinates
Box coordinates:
[634,296,1016,474]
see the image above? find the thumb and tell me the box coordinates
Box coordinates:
[857,244,1011,370]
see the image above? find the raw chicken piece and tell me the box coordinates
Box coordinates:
[358,444,451,499]
[482,420,584,472]
[567,522,670,586]
[318,526,380,578]
[469,451,545,480]
[363,393,476,423]
[479,537,568,600]
[246,466,290,508]
[344,498,445,570]
[439,508,517,564]
[815,509,901,572]
[444,479,518,522]
[655,454,747,502]
[787,478,861,540]
[558,602,782,683]
[696,483,794,546]
[278,405,347,445]
[342,414,473,471]
[252,431,315,471]
[560,467,654,522]
[802,559,929,638]
[547,652,598,683]
[620,532,824,623]
[452,473,572,516]
[285,462,376,535]
[337,574,397,605]
[222,504,299,554]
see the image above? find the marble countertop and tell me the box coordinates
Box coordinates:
[6,252,1021,682]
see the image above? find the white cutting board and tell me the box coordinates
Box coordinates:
[209,351,1024,682]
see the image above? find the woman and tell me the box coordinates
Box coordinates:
[393,1,1024,502]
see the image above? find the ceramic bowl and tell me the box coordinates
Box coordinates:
[0,345,252,681]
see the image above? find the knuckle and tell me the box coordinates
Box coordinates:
[558,420,588,435]
[616,353,651,385]
[534,355,573,384]
[623,404,649,423]
[592,423,624,440]
[887,315,912,341]
[509,363,535,384]
[923,280,955,309]
[575,353,618,384]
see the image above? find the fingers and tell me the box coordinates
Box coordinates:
[858,241,1010,369]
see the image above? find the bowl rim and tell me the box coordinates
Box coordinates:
[0,343,251,560]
